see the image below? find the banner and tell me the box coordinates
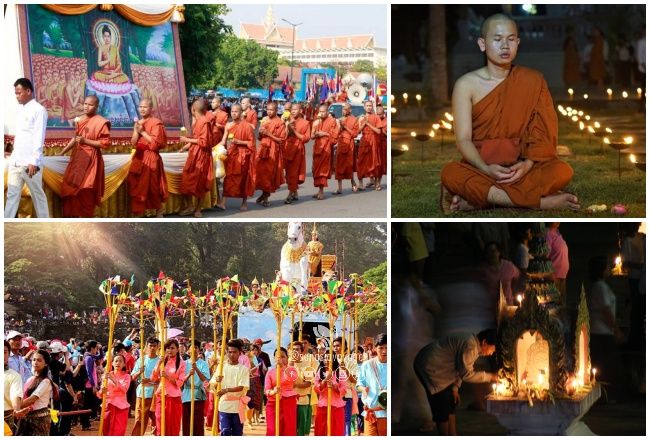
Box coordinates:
[24,5,185,129]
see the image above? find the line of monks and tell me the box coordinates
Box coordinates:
[58,95,387,217]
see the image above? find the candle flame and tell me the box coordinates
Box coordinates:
[566,106,573,112]
[391,107,397,114]
[615,256,621,266]
[637,87,642,94]
[594,121,601,129]
[416,94,422,101]
[578,110,584,116]
[517,294,523,304]
[579,121,585,130]
[568,88,574,95]
[571,115,579,122]
[410,131,417,137]
[585,115,591,121]
[622,91,629,98]
[429,130,435,138]
[444,112,454,122]
[588,126,595,134]
[401,144,409,152]
[432,123,440,130]
[605,127,613,134]
[624,136,633,144]
[557,105,565,112]
[607,88,613,95]
[390,94,395,102]
[604,137,610,144]
[630,154,636,163]
[402,93,408,99]
[583,94,589,99]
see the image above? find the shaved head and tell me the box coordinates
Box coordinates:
[231,103,242,111]
[480,13,517,39]
[139,98,153,108]
[192,98,207,113]
[85,94,99,106]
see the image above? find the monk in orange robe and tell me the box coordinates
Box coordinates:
[588,27,606,87]
[60,95,111,217]
[440,14,578,213]
[179,99,214,217]
[241,97,258,131]
[254,101,287,207]
[376,103,388,183]
[127,98,168,217]
[209,97,229,146]
[562,26,581,86]
[357,101,382,191]
[334,103,358,194]
[219,103,256,211]
[310,104,337,200]
[282,103,310,204]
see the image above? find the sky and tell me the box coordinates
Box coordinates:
[223,4,387,47]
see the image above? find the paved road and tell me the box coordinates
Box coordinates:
[168,139,387,219]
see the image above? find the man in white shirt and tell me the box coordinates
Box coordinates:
[210,338,249,436]
[5,78,49,218]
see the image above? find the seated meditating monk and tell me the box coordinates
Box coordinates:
[91,25,130,84]
[440,13,579,213]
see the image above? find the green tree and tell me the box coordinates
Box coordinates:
[178,4,232,92]
[375,61,387,82]
[351,59,375,73]
[357,262,387,327]
[211,36,279,90]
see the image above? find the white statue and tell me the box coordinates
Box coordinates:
[280,221,309,292]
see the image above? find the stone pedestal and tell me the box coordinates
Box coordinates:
[486,385,601,435]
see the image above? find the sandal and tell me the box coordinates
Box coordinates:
[333,190,342,195]
[179,208,194,216]
[440,186,454,215]
[284,197,293,205]
[193,211,202,218]
[261,200,271,207]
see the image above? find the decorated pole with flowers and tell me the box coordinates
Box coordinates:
[138,291,146,436]
[211,276,242,435]
[267,279,294,436]
[97,275,134,436]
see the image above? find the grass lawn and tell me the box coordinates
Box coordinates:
[391,105,646,218]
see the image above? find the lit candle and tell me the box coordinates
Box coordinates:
[585,115,591,121]
[607,88,613,100]
[391,107,397,114]
[402,92,408,104]
[401,144,409,152]
[571,115,579,122]
[594,121,601,129]
[517,294,523,307]
[579,121,585,131]
[410,131,416,138]
[624,136,634,144]
[613,256,623,275]
[637,88,643,99]
[622,91,628,99]
[390,94,395,103]
[492,383,497,396]
[592,368,597,383]
[445,112,454,122]
[568,88,574,100]
[432,123,440,130]
[583,93,589,100]
[416,94,422,102]
[429,130,435,138]
[630,154,637,164]
[537,373,544,386]
[578,110,584,116]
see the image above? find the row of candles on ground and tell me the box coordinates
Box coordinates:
[491,368,598,397]
[557,105,634,151]
[567,88,644,100]
[390,93,426,115]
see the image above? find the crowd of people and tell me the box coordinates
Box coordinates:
[4,327,387,436]
[6,77,387,218]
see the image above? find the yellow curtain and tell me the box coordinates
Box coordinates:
[40,159,133,202]
[113,5,175,26]
[40,4,176,26]
[41,5,97,15]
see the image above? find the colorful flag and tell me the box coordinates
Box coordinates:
[320,75,329,103]
[268,84,274,101]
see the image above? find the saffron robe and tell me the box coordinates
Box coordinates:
[128,117,169,214]
[335,115,358,180]
[440,66,573,208]
[312,115,337,187]
[244,108,258,130]
[283,117,310,192]
[376,115,388,176]
[356,114,382,179]
[223,121,256,198]
[61,114,111,217]
[180,114,214,198]
[208,109,229,147]
[255,117,287,193]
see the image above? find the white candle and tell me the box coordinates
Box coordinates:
[607,88,613,100]
[568,88,574,100]
[517,294,523,307]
